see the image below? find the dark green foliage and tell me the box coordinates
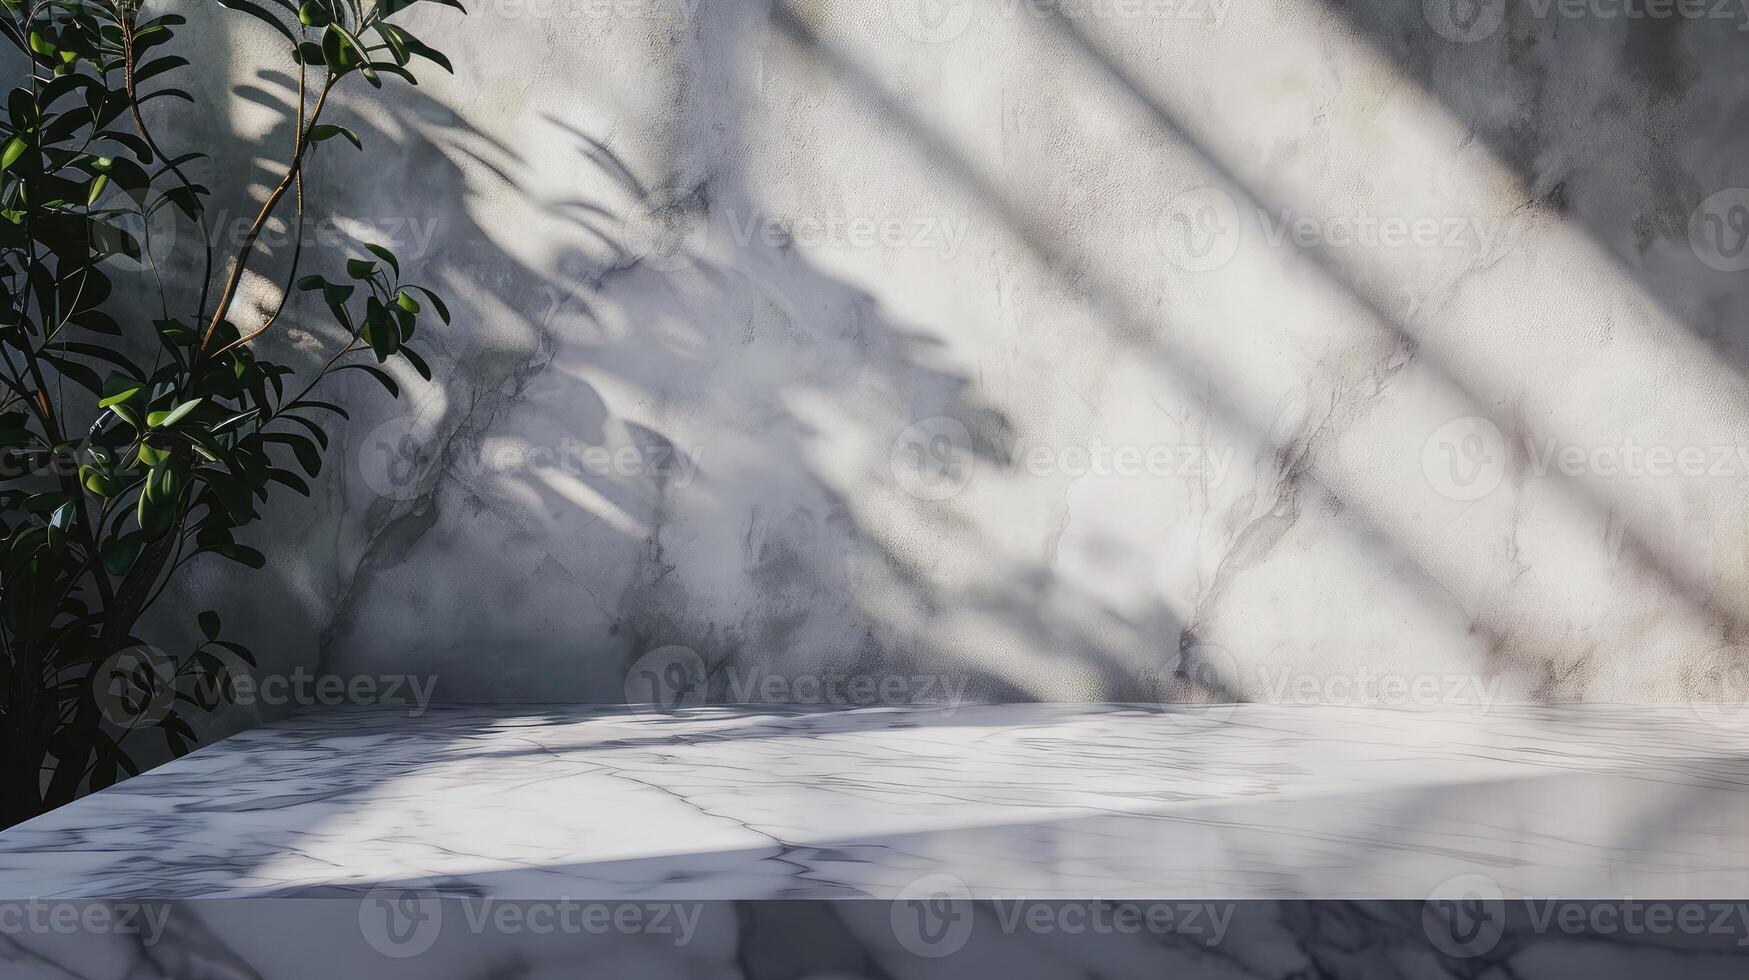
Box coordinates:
[0,0,461,826]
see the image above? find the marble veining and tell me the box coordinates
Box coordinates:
[4,703,1749,902]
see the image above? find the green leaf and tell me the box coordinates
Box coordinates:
[407,286,450,324]
[307,124,361,150]
[46,500,75,549]
[333,362,400,397]
[86,173,108,205]
[365,243,400,276]
[199,610,221,640]
[102,535,144,576]
[324,23,375,83]
[266,467,310,495]
[215,0,296,41]
[214,544,266,568]
[82,468,118,496]
[264,432,323,476]
[395,290,420,313]
[400,346,432,381]
[146,398,203,428]
[297,0,331,26]
[23,491,71,514]
[2,137,27,171]
[346,258,376,279]
[99,375,145,408]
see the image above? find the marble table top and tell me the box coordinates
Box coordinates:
[3,703,1748,902]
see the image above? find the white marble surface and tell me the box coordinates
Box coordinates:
[4,703,1749,902]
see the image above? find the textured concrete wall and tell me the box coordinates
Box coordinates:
[151,0,1749,717]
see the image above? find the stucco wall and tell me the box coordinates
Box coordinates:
[150,0,1749,718]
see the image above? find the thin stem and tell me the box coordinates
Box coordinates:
[213,57,312,359]
[199,77,334,353]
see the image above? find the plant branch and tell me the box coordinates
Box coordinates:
[198,77,334,353]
